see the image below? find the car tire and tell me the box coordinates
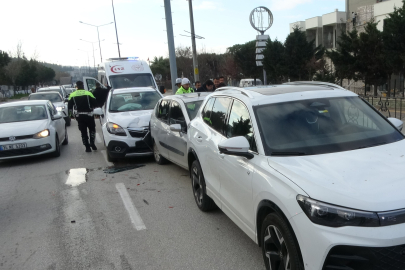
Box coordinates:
[153,141,167,165]
[65,117,71,126]
[107,150,117,163]
[62,127,68,145]
[261,213,304,270]
[191,160,217,212]
[51,136,61,157]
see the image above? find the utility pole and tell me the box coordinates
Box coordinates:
[164,0,178,91]
[112,0,121,58]
[188,0,199,83]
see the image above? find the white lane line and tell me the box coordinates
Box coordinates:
[116,183,147,231]
[101,150,114,167]
[95,133,102,144]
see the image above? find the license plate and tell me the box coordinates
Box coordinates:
[0,143,27,151]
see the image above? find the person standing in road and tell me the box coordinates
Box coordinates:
[213,77,220,90]
[219,76,226,85]
[92,83,109,108]
[175,78,182,91]
[175,78,194,95]
[68,81,98,153]
[194,81,201,91]
[196,80,214,92]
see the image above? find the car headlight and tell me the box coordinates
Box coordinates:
[107,122,126,136]
[33,129,50,139]
[56,106,65,112]
[297,195,379,227]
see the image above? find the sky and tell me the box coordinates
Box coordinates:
[1,0,345,68]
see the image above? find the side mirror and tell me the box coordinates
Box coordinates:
[218,136,254,159]
[52,113,63,120]
[64,98,69,102]
[170,124,182,132]
[93,108,103,116]
[388,117,403,131]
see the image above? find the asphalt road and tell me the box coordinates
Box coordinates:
[0,119,264,270]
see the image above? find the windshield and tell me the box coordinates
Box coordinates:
[109,73,156,89]
[0,105,48,123]
[109,91,161,112]
[185,100,204,120]
[254,96,404,156]
[29,93,62,103]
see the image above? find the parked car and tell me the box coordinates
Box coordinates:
[150,92,210,167]
[0,100,68,160]
[37,86,68,99]
[64,88,76,95]
[28,91,71,126]
[93,87,163,162]
[239,78,263,87]
[187,84,405,270]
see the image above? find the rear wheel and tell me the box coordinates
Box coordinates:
[261,213,303,270]
[153,141,167,165]
[62,127,68,145]
[191,160,216,211]
[51,136,60,157]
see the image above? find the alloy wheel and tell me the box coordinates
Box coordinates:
[192,166,203,205]
[153,142,160,162]
[263,225,291,270]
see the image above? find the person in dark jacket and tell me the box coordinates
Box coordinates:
[196,80,214,92]
[68,81,98,152]
[92,83,109,107]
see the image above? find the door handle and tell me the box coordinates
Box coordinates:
[196,136,203,142]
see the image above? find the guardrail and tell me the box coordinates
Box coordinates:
[361,96,405,120]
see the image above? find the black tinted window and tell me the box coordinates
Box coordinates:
[170,101,186,131]
[202,98,215,127]
[227,100,257,151]
[157,100,170,122]
[210,97,231,134]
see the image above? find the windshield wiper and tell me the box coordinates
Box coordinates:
[355,142,387,150]
[271,152,307,156]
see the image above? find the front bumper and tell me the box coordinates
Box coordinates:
[0,137,55,160]
[290,213,405,270]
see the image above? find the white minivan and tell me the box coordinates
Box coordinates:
[239,78,263,88]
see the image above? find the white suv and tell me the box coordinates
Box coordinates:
[187,84,405,270]
[94,87,163,162]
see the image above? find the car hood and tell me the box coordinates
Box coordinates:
[0,119,49,137]
[107,110,153,128]
[268,140,405,212]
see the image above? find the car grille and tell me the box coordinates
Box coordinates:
[0,145,51,158]
[128,128,149,138]
[323,245,405,270]
[0,135,34,142]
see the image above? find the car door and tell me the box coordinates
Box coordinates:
[152,99,170,159]
[47,102,64,143]
[167,100,188,168]
[83,77,104,92]
[219,99,257,231]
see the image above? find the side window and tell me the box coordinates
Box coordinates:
[169,101,186,131]
[201,98,215,127]
[226,100,257,152]
[86,79,97,91]
[157,100,170,123]
[210,97,231,134]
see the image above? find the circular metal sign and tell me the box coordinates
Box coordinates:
[250,6,273,33]
[155,74,162,81]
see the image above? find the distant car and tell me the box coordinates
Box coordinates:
[64,88,75,95]
[0,100,68,160]
[93,87,163,162]
[28,91,70,126]
[37,86,68,99]
[239,78,263,88]
[150,92,209,167]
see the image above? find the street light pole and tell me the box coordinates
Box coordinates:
[111,0,121,58]
[187,0,199,82]
[80,39,103,76]
[79,21,113,63]
[164,0,178,91]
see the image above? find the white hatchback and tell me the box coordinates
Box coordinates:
[94,87,163,162]
[0,100,68,160]
[187,84,405,270]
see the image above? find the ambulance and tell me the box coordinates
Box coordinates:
[82,57,158,92]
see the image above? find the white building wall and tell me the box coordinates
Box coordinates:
[374,0,403,31]
[289,21,306,33]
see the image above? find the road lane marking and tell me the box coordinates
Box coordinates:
[116,183,146,231]
[101,150,113,167]
[95,133,102,144]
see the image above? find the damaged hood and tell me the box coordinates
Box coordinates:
[107,110,153,128]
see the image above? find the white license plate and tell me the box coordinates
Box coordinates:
[0,143,27,151]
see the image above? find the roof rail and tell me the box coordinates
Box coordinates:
[214,86,254,98]
[283,81,347,91]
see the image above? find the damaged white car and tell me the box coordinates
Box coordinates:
[93,87,163,162]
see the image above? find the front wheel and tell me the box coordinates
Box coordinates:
[261,213,304,270]
[107,150,117,163]
[62,127,68,145]
[51,136,60,157]
[190,160,217,212]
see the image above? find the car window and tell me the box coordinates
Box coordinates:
[0,105,48,123]
[109,91,161,112]
[185,100,203,120]
[170,101,187,132]
[157,100,170,123]
[226,99,257,152]
[86,79,97,91]
[29,93,62,103]
[201,98,215,127]
[210,97,231,134]
[254,96,404,156]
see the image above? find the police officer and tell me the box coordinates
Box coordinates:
[175,78,194,95]
[68,81,97,152]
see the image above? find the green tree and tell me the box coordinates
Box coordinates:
[262,39,286,84]
[0,51,11,85]
[150,56,170,81]
[227,41,262,83]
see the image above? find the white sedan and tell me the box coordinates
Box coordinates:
[0,100,68,160]
[28,91,71,126]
